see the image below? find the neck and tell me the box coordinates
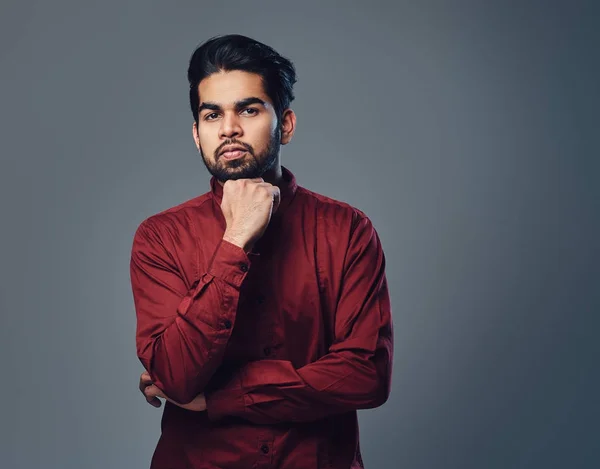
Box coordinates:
[261,164,283,186]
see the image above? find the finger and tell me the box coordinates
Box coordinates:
[147,396,162,408]
[143,385,155,398]
[139,374,153,393]
[144,384,166,399]
[142,383,162,408]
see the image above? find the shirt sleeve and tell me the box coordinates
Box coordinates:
[130,219,251,405]
[204,215,394,424]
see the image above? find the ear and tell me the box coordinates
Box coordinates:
[279,108,296,145]
[192,121,200,151]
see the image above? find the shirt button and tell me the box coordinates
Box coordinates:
[260,444,269,454]
[223,319,232,329]
[263,347,271,356]
[240,263,248,272]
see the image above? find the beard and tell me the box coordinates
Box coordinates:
[199,127,280,182]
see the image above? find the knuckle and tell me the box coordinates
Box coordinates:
[224,180,237,191]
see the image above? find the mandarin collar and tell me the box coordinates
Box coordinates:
[209,166,298,215]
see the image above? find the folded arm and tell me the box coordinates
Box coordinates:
[130,220,251,405]
[205,215,394,424]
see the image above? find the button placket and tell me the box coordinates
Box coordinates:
[255,435,274,467]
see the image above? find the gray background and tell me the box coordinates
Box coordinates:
[1,0,598,468]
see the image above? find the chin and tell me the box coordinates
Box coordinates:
[215,168,255,181]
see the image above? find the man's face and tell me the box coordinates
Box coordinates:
[193,70,280,182]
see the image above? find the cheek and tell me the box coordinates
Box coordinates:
[197,127,217,152]
[250,119,278,147]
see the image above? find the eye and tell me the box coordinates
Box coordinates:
[204,112,219,121]
[241,108,258,116]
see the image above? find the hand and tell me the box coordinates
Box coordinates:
[221,178,281,251]
[139,371,207,412]
[139,370,161,408]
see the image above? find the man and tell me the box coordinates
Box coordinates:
[130,34,393,469]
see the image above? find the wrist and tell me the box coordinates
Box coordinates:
[223,231,252,252]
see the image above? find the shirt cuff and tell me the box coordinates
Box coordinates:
[207,239,252,288]
[205,381,247,421]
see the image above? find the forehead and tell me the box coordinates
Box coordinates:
[197,70,271,105]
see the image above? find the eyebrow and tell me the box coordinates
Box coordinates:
[198,97,267,113]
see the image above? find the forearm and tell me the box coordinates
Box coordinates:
[132,232,251,405]
[137,276,237,405]
[206,342,392,424]
[205,214,394,423]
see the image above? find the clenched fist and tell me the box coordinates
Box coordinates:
[221,178,280,251]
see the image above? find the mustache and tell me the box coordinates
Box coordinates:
[215,140,254,158]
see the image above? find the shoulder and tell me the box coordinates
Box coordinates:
[133,192,213,243]
[294,186,382,273]
[296,186,371,233]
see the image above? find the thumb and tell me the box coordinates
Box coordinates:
[272,189,281,214]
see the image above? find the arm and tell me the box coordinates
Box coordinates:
[130,219,251,405]
[205,215,394,424]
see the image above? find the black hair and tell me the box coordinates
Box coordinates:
[187,34,297,124]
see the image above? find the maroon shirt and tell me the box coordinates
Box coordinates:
[130,166,393,469]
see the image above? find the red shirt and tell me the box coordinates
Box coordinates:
[130,166,393,469]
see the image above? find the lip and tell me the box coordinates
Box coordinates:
[221,150,247,160]
[220,145,247,156]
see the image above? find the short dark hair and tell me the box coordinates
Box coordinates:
[187,34,297,124]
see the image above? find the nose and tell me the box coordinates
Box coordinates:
[219,112,243,139]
